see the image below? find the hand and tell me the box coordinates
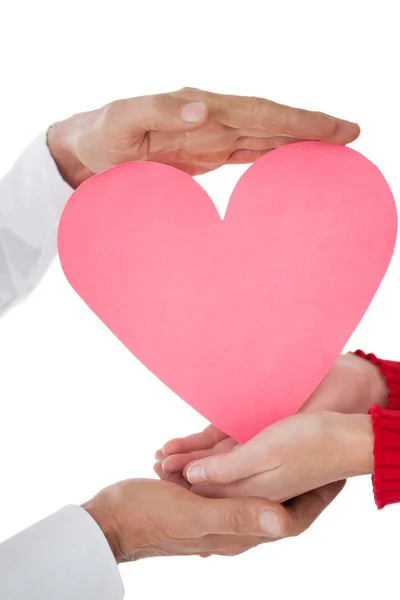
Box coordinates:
[47,87,360,187]
[182,412,373,503]
[81,477,343,563]
[155,353,386,478]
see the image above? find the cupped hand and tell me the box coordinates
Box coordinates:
[81,477,343,563]
[155,352,386,479]
[183,412,373,502]
[48,87,360,187]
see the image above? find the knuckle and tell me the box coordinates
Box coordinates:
[151,93,166,107]
[143,93,165,116]
[210,464,231,484]
[207,455,238,483]
[278,109,303,135]
[247,96,261,125]
[102,99,125,123]
[228,505,253,534]
[177,87,209,103]
[179,86,200,93]
[315,111,337,135]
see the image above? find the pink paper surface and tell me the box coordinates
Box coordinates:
[58,142,397,443]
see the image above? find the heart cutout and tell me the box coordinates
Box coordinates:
[58,142,397,442]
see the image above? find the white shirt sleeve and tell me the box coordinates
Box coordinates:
[0,136,125,597]
[0,132,73,315]
[0,505,125,600]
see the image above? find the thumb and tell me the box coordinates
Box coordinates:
[111,94,209,133]
[199,496,290,538]
[186,439,265,485]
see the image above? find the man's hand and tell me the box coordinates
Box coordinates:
[47,87,360,187]
[81,477,343,563]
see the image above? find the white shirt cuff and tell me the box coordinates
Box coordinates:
[0,505,124,599]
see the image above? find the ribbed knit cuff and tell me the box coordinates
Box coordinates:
[369,404,400,509]
[354,350,400,410]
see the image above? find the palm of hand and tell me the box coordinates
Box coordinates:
[84,478,285,563]
[132,122,276,176]
[82,112,290,177]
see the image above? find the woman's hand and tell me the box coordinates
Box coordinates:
[48,87,360,187]
[182,412,373,503]
[155,352,386,481]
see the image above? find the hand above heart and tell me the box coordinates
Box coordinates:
[48,87,359,187]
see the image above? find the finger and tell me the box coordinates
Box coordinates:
[154,448,165,461]
[227,148,273,164]
[153,461,191,489]
[190,471,276,500]
[323,118,361,144]
[216,95,359,143]
[107,93,209,134]
[162,425,229,456]
[163,437,238,476]
[186,431,272,485]
[204,533,267,556]
[181,437,238,477]
[162,449,215,474]
[191,470,344,504]
[235,135,304,151]
[196,495,292,539]
[163,436,237,474]
[284,480,346,537]
[153,460,171,480]
[191,482,242,499]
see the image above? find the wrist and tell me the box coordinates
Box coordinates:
[47,116,92,188]
[343,352,388,411]
[81,497,123,563]
[335,413,374,477]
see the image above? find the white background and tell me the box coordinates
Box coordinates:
[1,1,400,598]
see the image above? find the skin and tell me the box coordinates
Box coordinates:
[47,90,361,560]
[81,477,345,562]
[47,87,360,187]
[155,353,387,503]
[184,412,372,503]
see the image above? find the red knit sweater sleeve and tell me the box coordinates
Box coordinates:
[354,350,400,509]
[369,405,400,509]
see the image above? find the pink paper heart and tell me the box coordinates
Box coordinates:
[58,142,397,442]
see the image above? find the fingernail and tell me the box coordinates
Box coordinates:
[187,465,206,483]
[181,102,207,123]
[259,511,281,537]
